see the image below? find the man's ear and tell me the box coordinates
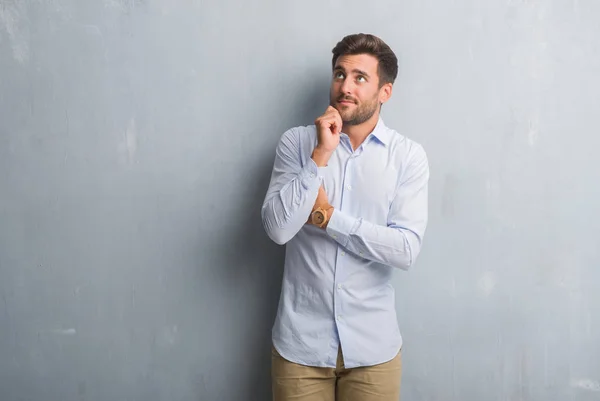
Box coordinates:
[379,83,393,104]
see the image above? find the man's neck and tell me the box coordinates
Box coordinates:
[342,112,380,151]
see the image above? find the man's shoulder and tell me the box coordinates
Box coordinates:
[382,124,426,155]
[283,124,317,136]
[278,124,318,144]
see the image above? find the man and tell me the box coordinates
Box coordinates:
[261,33,429,401]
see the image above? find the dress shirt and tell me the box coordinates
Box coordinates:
[261,117,429,368]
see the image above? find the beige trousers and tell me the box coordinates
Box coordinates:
[271,344,402,401]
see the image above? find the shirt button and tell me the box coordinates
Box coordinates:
[337,315,342,320]
[346,185,352,190]
[310,173,314,178]
[341,252,345,256]
[337,284,342,289]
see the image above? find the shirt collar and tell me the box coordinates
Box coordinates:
[367,117,390,147]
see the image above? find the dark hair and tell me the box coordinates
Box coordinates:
[331,33,398,87]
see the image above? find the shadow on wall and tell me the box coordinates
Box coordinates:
[208,76,331,401]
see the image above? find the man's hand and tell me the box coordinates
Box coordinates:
[315,106,342,151]
[312,106,342,167]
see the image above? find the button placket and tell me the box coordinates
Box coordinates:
[334,153,353,332]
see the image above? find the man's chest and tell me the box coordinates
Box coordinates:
[320,147,401,221]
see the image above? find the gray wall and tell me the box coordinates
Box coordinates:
[1,1,599,400]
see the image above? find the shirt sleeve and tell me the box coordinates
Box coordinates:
[261,128,327,245]
[325,143,429,270]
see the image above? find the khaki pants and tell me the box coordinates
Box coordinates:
[271,344,402,401]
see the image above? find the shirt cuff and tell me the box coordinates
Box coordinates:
[326,209,360,247]
[300,158,327,189]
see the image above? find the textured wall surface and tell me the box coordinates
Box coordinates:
[1,1,599,400]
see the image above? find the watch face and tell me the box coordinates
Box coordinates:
[313,211,325,225]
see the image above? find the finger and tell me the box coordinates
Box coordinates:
[326,108,341,121]
[316,115,337,127]
[317,116,339,132]
[326,110,343,134]
[329,121,342,136]
[328,117,341,135]
[330,121,340,135]
[332,108,343,124]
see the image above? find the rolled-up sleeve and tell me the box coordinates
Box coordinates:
[262,128,327,245]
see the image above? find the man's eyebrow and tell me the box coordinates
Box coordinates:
[334,66,370,78]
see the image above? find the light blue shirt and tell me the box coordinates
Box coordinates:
[261,117,429,369]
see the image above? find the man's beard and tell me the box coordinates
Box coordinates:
[331,95,380,126]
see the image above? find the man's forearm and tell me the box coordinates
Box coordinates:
[324,209,424,270]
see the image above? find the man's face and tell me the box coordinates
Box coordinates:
[329,53,391,126]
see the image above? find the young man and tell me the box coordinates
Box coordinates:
[261,33,429,401]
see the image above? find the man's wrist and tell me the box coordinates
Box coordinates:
[321,206,334,229]
[311,146,333,167]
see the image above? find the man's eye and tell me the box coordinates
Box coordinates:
[335,72,345,79]
[357,76,366,83]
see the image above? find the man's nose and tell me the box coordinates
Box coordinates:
[340,78,353,94]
